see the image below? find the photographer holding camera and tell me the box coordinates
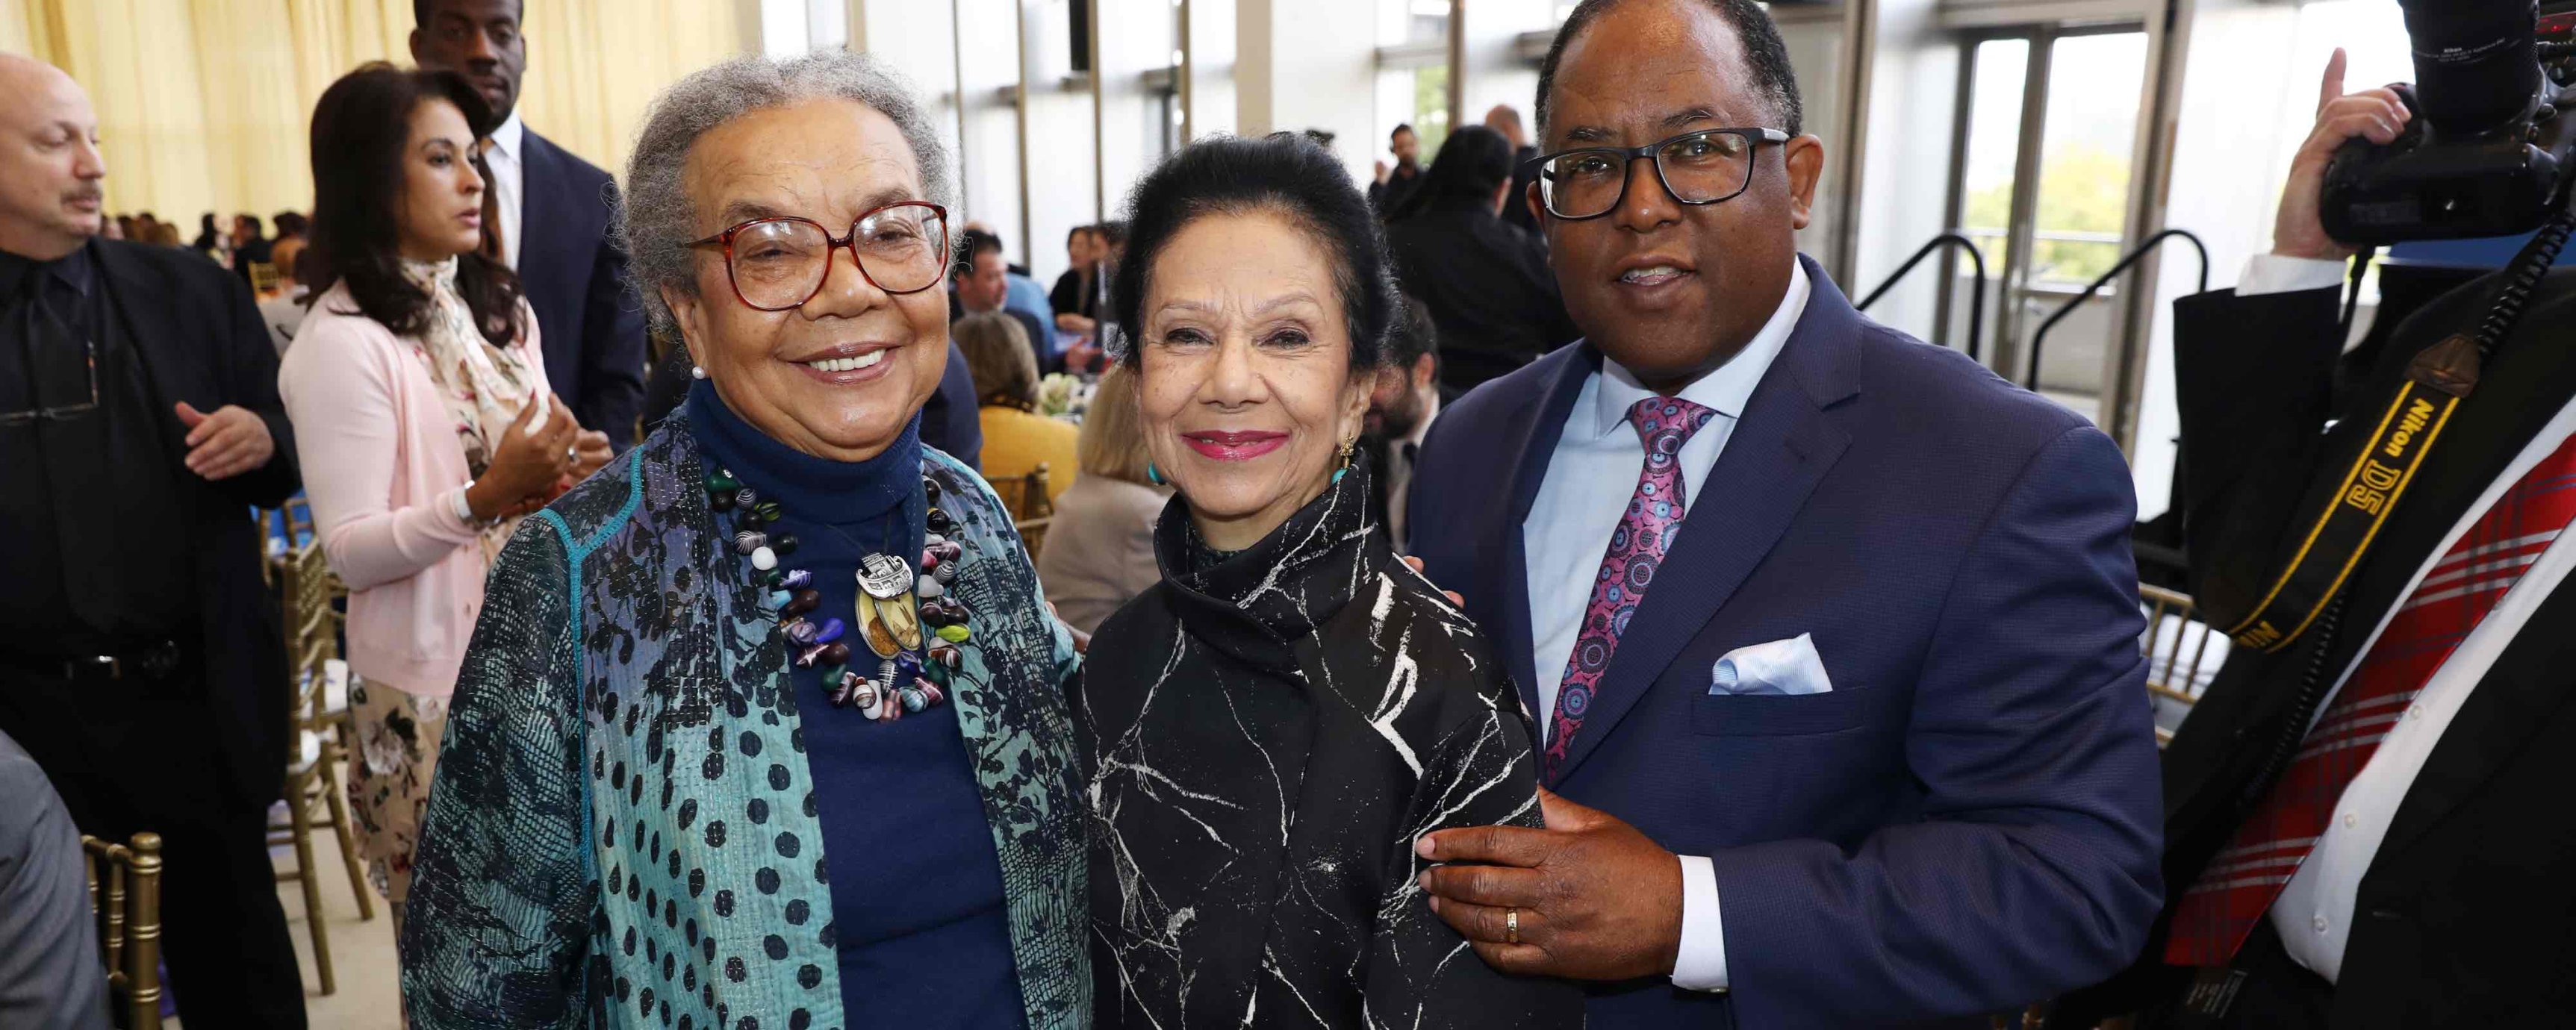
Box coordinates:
[2062,7,2576,1026]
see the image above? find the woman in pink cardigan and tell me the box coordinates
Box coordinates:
[277,66,606,930]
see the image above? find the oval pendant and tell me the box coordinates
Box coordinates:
[858,590,924,658]
[858,553,912,600]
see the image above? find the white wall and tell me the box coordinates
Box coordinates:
[1187,0,1239,140]
[1099,0,1180,235]
[1775,6,1847,268]
[1020,0,1101,284]
[1843,0,1960,346]
[954,0,1029,261]
[1237,0,1383,183]
[1460,0,1552,139]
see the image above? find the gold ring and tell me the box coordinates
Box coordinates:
[1505,907,1519,946]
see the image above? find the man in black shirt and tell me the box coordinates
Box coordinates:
[1369,123,1427,216]
[0,54,305,1028]
[1384,125,1582,393]
[228,211,272,293]
[1484,104,1545,237]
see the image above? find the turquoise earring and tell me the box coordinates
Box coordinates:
[1331,437,1355,484]
[1147,463,1165,486]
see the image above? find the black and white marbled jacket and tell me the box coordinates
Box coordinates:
[1077,459,1583,1028]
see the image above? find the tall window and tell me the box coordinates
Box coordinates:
[1376,0,1454,162]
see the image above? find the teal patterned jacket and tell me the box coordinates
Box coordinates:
[400,416,1089,1029]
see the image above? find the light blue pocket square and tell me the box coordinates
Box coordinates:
[1710,634,1834,696]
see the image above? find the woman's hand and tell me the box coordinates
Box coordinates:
[1057,313,1097,335]
[465,398,579,522]
[568,428,613,481]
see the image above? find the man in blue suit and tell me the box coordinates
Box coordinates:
[1409,1,2163,1023]
[414,0,648,448]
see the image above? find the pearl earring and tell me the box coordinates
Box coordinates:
[691,365,708,380]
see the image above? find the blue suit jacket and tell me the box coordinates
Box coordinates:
[518,128,648,448]
[1408,256,2163,1026]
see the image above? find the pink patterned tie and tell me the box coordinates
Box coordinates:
[1544,396,1718,779]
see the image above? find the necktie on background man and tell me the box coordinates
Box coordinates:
[2164,429,2576,967]
[1543,396,1715,780]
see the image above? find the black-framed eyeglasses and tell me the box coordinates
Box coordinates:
[1525,128,1791,221]
[687,201,950,310]
[0,337,100,427]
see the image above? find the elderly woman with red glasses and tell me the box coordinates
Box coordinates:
[400,51,1086,1030]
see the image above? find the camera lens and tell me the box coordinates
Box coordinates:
[2400,0,2543,136]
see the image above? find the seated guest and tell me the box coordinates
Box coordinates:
[952,228,1055,374]
[955,310,1077,508]
[228,212,273,292]
[279,64,605,933]
[1361,296,1442,552]
[1385,125,1580,394]
[1037,363,1166,634]
[1049,223,1103,337]
[0,728,108,1030]
[402,49,1086,1029]
[258,246,317,354]
[1079,132,1583,1029]
[959,218,1059,335]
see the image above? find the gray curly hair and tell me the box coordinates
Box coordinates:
[620,49,957,333]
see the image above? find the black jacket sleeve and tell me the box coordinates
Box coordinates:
[579,180,649,450]
[1366,696,1584,1028]
[2170,285,2349,614]
[211,263,300,507]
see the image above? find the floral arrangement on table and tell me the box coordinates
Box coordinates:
[1036,373,1092,422]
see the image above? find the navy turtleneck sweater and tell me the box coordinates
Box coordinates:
[685,381,1025,1027]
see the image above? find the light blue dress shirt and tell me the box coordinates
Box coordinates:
[1520,258,1811,993]
[1005,272,1063,357]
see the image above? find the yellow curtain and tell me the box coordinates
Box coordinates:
[1,0,744,226]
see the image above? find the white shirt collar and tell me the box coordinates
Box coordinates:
[487,110,526,164]
[1587,258,1811,440]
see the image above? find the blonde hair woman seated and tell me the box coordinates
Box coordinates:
[1035,364,1169,634]
[955,310,1077,509]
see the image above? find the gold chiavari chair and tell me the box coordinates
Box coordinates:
[247,260,281,297]
[81,831,164,1030]
[2140,584,2216,749]
[985,464,1057,559]
[267,542,373,995]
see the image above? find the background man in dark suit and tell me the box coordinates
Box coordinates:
[413,0,648,448]
[0,54,305,1028]
[2062,52,2576,1029]
[227,211,271,293]
[1405,1,2162,1023]
[951,229,1057,377]
[1484,103,1544,236]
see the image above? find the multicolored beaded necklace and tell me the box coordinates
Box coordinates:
[705,466,975,722]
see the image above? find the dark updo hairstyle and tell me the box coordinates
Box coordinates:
[1112,133,1399,373]
[1390,125,1515,222]
[307,63,523,348]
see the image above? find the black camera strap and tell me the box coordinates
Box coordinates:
[2218,187,2576,654]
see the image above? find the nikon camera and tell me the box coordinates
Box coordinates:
[2321,0,2576,244]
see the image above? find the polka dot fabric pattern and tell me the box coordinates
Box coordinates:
[402,421,1089,1030]
[1541,396,1716,781]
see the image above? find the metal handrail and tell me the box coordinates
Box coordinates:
[2021,228,2210,391]
[1855,232,1988,363]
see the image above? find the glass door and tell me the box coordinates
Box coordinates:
[1947,24,2150,422]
